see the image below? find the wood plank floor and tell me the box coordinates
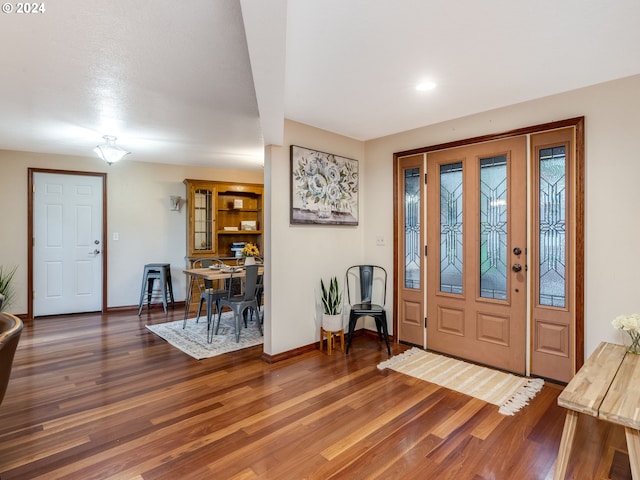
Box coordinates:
[0,308,632,479]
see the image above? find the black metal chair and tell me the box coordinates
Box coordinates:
[0,312,23,406]
[345,265,391,355]
[215,264,263,343]
[184,258,227,334]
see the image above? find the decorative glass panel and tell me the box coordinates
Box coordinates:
[440,163,463,294]
[479,155,508,300]
[194,189,213,250]
[404,168,420,289]
[539,146,566,307]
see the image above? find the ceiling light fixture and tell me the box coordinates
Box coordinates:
[416,81,437,92]
[94,135,130,165]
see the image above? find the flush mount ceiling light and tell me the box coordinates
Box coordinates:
[415,81,437,92]
[93,135,130,165]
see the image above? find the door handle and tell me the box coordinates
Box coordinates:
[512,264,522,272]
[90,249,101,256]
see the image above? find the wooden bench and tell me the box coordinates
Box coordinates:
[554,341,640,479]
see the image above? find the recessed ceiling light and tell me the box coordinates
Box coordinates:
[416,81,437,92]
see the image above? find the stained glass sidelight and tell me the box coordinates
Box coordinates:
[539,146,566,307]
[479,156,508,300]
[440,163,463,294]
[404,168,421,289]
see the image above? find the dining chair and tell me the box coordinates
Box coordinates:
[183,258,227,333]
[236,256,264,323]
[215,264,263,342]
[344,265,391,355]
[0,312,23,407]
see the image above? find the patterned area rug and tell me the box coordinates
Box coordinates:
[146,312,263,360]
[378,347,544,415]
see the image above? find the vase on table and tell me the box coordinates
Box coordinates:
[625,331,640,354]
[244,256,256,266]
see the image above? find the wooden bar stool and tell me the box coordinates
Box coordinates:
[319,327,344,355]
[138,263,175,315]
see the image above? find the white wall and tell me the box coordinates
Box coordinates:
[364,74,640,360]
[264,120,365,355]
[0,150,262,314]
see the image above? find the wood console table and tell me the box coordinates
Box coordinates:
[554,341,640,479]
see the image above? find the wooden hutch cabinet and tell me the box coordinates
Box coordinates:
[184,179,263,261]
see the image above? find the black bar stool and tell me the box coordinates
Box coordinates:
[138,263,175,315]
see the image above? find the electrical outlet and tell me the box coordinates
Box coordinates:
[112,232,119,241]
[375,234,385,246]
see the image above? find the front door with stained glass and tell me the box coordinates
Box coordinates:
[426,137,528,374]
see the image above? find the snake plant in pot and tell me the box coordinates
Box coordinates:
[0,265,17,313]
[320,276,343,331]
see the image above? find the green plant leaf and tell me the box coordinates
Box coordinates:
[0,265,18,312]
[320,276,342,315]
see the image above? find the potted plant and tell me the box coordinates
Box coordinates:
[0,265,17,313]
[320,276,343,331]
[241,243,260,265]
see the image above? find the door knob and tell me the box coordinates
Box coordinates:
[91,249,101,255]
[513,247,522,255]
[512,263,522,272]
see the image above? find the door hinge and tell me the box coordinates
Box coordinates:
[424,245,427,256]
[33,184,36,193]
[424,317,427,328]
[424,173,427,184]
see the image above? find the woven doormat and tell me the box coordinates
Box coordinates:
[378,347,544,415]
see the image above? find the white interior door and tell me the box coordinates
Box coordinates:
[33,172,103,316]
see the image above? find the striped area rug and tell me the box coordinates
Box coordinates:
[378,347,544,415]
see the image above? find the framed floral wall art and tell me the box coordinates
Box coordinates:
[290,145,359,225]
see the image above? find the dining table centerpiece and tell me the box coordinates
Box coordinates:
[612,313,640,354]
[241,243,260,266]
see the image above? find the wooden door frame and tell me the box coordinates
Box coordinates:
[393,116,585,372]
[28,168,108,319]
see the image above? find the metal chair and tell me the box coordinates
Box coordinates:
[137,263,175,315]
[345,265,390,355]
[184,258,227,333]
[0,312,23,406]
[215,264,263,343]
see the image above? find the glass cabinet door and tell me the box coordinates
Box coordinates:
[185,179,217,257]
[193,187,214,252]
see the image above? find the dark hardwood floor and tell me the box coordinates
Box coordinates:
[0,308,632,479]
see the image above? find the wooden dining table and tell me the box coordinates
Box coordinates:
[182,266,264,321]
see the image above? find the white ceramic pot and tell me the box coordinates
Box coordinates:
[322,313,343,331]
[244,256,256,266]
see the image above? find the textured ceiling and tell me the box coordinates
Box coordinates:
[0,0,639,170]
